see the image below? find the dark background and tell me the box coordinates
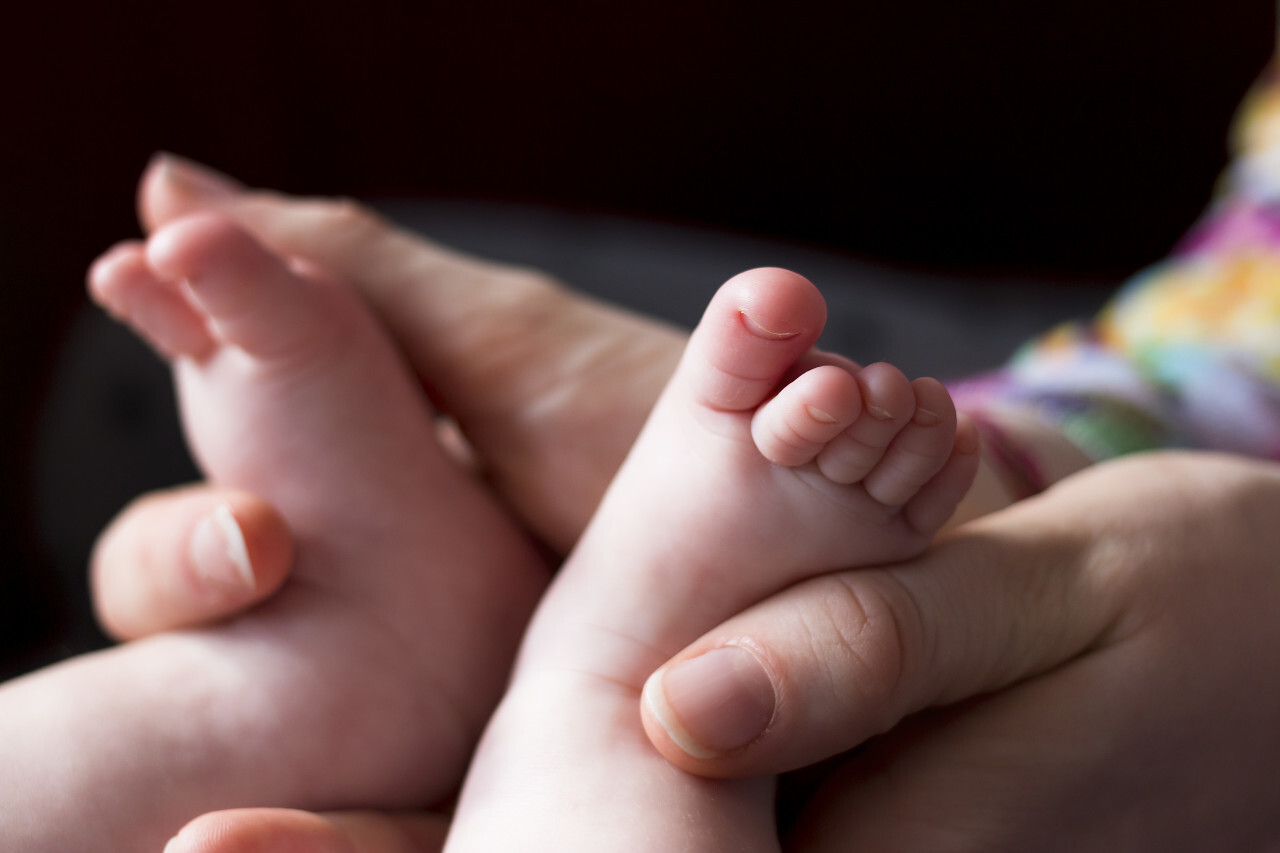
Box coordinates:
[2,0,1273,674]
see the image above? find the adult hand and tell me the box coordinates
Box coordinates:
[643,451,1280,850]
[144,452,1280,852]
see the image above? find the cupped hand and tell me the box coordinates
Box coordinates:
[125,453,1280,852]
[648,451,1280,850]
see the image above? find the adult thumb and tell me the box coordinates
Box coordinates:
[640,485,1122,778]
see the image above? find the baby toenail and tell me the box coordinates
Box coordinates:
[739,310,799,340]
[913,407,942,426]
[867,404,896,421]
[805,404,838,424]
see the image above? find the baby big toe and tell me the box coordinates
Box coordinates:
[147,213,336,360]
[683,268,828,414]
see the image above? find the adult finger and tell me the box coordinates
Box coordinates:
[91,485,292,640]
[639,454,1222,778]
[134,153,666,405]
[136,153,567,362]
[787,455,1280,850]
[164,808,448,853]
[788,632,1280,850]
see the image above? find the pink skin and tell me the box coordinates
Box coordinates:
[444,268,979,852]
[0,213,548,852]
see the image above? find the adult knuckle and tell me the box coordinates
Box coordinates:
[290,195,386,246]
[323,196,382,233]
[806,572,927,729]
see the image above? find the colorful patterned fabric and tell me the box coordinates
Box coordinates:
[953,65,1280,464]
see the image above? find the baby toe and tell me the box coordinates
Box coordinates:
[752,365,863,467]
[682,268,828,414]
[813,362,914,484]
[862,377,959,507]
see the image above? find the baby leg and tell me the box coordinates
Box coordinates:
[24,213,549,851]
[92,213,547,765]
[445,268,978,851]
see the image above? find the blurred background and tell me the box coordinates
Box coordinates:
[2,0,1273,677]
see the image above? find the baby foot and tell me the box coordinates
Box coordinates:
[140,155,687,552]
[84,213,546,845]
[445,268,979,852]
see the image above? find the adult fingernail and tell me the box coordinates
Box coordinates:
[189,504,256,592]
[152,152,242,199]
[644,646,776,759]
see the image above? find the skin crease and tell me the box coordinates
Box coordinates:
[88,160,1280,851]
